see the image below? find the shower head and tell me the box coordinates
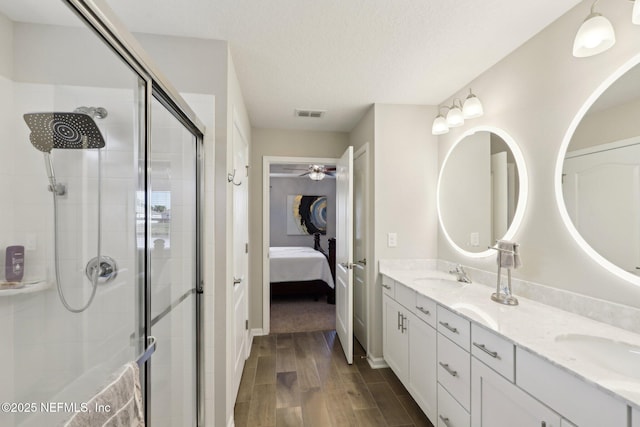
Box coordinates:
[23,112,106,153]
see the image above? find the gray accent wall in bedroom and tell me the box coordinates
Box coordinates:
[270,176,336,248]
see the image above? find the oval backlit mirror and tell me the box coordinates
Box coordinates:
[555,58,640,286]
[438,127,528,257]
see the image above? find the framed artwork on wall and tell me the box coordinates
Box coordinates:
[286,195,327,235]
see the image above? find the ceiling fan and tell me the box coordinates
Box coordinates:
[299,164,336,180]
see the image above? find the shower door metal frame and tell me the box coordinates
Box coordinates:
[62,1,206,425]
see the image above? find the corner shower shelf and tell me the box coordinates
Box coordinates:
[0,281,51,297]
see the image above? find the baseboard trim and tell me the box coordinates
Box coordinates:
[251,328,266,338]
[367,355,388,369]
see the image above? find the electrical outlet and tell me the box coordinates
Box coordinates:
[387,232,397,248]
[470,232,480,247]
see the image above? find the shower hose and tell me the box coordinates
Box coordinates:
[51,150,102,313]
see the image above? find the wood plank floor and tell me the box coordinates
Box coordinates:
[234,331,435,427]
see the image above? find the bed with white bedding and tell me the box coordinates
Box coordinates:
[269,242,336,304]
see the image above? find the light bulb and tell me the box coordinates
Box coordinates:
[446,105,464,127]
[432,114,449,135]
[573,12,615,57]
[463,92,483,119]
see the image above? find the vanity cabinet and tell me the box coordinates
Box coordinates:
[436,307,471,427]
[382,277,437,422]
[408,310,437,421]
[381,273,633,427]
[382,294,409,382]
[471,357,561,427]
[516,347,627,427]
[632,407,640,427]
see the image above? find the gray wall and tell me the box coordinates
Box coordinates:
[269,176,336,248]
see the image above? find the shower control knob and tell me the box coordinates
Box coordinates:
[85,256,118,284]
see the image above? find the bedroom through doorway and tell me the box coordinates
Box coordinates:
[266,159,338,334]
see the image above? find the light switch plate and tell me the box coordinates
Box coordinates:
[387,232,397,248]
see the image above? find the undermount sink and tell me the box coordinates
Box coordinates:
[554,333,640,381]
[413,276,464,289]
[413,270,462,287]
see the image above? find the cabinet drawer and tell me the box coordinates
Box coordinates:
[471,324,515,382]
[437,384,470,427]
[381,275,395,298]
[437,306,470,351]
[414,293,437,328]
[437,333,471,411]
[395,282,415,310]
[516,347,627,427]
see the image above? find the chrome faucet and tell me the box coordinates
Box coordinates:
[450,264,472,283]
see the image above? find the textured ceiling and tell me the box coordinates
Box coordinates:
[1,0,583,131]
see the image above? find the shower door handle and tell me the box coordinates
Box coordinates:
[233,277,242,286]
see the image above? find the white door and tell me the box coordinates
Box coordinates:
[336,146,354,363]
[563,143,640,274]
[353,146,368,350]
[231,119,249,398]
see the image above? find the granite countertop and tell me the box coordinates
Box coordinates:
[379,261,640,410]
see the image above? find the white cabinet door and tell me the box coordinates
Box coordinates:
[472,358,561,427]
[383,294,408,383]
[408,311,437,423]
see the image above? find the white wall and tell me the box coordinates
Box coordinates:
[437,0,640,308]
[348,104,438,359]
[269,176,336,247]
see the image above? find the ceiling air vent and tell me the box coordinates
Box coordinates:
[295,109,326,118]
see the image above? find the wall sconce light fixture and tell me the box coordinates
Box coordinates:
[573,0,616,57]
[432,89,484,135]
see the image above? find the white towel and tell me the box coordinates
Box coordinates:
[496,240,522,269]
[64,362,144,427]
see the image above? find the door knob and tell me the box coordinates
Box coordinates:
[233,277,242,285]
[357,259,367,265]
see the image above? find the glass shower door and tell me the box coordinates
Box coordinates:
[148,96,198,426]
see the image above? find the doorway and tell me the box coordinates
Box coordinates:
[263,157,338,334]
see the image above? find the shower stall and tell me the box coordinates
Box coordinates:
[0,1,204,426]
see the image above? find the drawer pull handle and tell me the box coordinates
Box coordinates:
[397,311,402,330]
[473,342,499,359]
[439,321,458,334]
[401,314,407,333]
[416,306,431,315]
[382,284,391,290]
[439,415,452,427]
[439,362,458,377]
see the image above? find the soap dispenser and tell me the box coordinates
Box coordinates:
[5,245,25,282]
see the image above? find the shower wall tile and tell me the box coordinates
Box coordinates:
[103,150,135,179]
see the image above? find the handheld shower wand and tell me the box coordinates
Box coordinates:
[43,152,66,196]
